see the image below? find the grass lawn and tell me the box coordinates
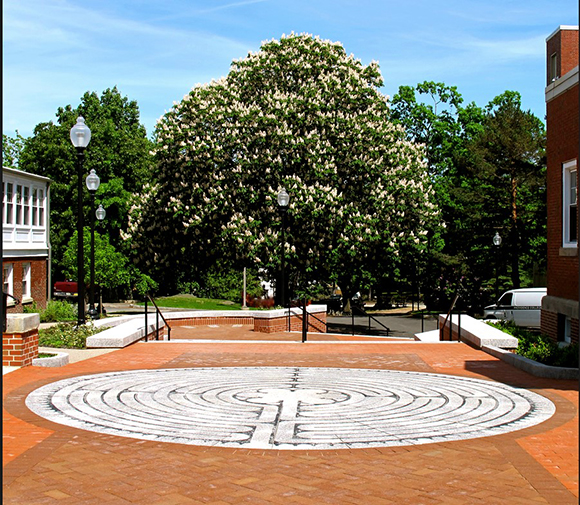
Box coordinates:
[139,294,248,311]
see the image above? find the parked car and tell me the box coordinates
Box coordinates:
[53,280,78,299]
[483,288,546,328]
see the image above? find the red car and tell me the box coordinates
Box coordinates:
[53,280,78,299]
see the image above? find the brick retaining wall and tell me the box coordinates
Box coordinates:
[3,314,40,367]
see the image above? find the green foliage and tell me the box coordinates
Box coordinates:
[2,131,26,168]
[392,83,546,311]
[62,228,130,291]
[488,321,578,368]
[39,322,105,349]
[18,87,154,281]
[131,268,159,298]
[23,300,77,322]
[198,266,263,302]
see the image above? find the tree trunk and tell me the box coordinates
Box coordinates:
[510,177,521,289]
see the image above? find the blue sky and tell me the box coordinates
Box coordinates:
[3,0,578,139]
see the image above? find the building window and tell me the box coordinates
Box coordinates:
[23,186,30,225]
[563,160,578,247]
[38,189,45,226]
[3,264,13,296]
[557,313,572,344]
[550,52,559,82]
[4,182,14,225]
[22,263,31,299]
[15,184,23,225]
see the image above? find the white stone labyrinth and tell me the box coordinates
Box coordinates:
[25,367,555,450]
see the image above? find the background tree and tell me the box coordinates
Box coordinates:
[2,131,26,168]
[18,87,154,290]
[465,91,546,290]
[392,84,545,311]
[391,82,486,309]
[61,228,157,300]
[129,34,439,305]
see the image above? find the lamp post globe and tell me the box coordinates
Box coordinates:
[70,116,92,148]
[96,204,106,221]
[493,232,502,247]
[277,188,290,208]
[70,117,91,326]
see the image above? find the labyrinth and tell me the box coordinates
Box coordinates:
[25,367,555,450]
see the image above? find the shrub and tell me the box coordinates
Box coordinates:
[39,322,105,349]
[487,320,578,368]
[24,300,78,322]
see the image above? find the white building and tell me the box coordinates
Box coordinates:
[3,167,51,312]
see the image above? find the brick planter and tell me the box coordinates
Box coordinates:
[3,313,40,367]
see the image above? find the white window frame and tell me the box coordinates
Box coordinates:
[3,263,14,296]
[22,262,31,300]
[4,182,14,225]
[562,160,578,248]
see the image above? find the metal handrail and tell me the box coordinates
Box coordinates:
[351,305,391,336]
[144,295,171,341]
[441,293,459,341]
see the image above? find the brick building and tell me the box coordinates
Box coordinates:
[541,26,579,344]
[2,167,51,313]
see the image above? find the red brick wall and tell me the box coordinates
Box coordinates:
[541,309,558,338]
[546,75,579,303]
[254,312,327,334]
[2,328,39,367]
[4,257,48,313]
[143,312,327,338]
[547,29,579,83]
[169,317,254,327]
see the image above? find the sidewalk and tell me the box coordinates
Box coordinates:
[3,325,578,504]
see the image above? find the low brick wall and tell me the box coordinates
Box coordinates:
[88,306,328,347]
[3,313,40,367]
[170,317,254,327]
[252,307,327,334]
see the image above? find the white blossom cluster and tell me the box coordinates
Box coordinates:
[128,33,439,284]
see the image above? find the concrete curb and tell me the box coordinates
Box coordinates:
[482,344,579,380]
[32,352,69,368]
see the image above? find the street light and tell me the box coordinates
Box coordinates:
[70,117,91,326]
[277,188,290,308]
[493,232,502,299]
[85,169,100,319]
[95,204,106,317]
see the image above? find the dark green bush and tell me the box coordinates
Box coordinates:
[487,320,578,368]
[24,300,77,322]
[39,322,106,349]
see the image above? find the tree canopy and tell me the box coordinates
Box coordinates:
[129,34,439,301]
[18,87,155,287]
[392,83,545,309]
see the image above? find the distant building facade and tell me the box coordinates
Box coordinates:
[542,26,579,344]
[2,167,51,313]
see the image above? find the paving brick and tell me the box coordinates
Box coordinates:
[2,328,578,504]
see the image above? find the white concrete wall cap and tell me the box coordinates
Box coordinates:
[6,313,40,333]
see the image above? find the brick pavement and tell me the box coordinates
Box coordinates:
[3,325,578,504]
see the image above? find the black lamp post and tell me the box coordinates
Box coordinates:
[95,204,106,316]
[85,169,100,319]
[70,117,91,326]
[277,188,290,307]
[493,232,502,299]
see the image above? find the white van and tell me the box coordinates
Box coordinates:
[483,288,546,328]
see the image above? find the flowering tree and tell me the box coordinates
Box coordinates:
[129,34,438,302]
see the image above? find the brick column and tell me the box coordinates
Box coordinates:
[3,313,40,367]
